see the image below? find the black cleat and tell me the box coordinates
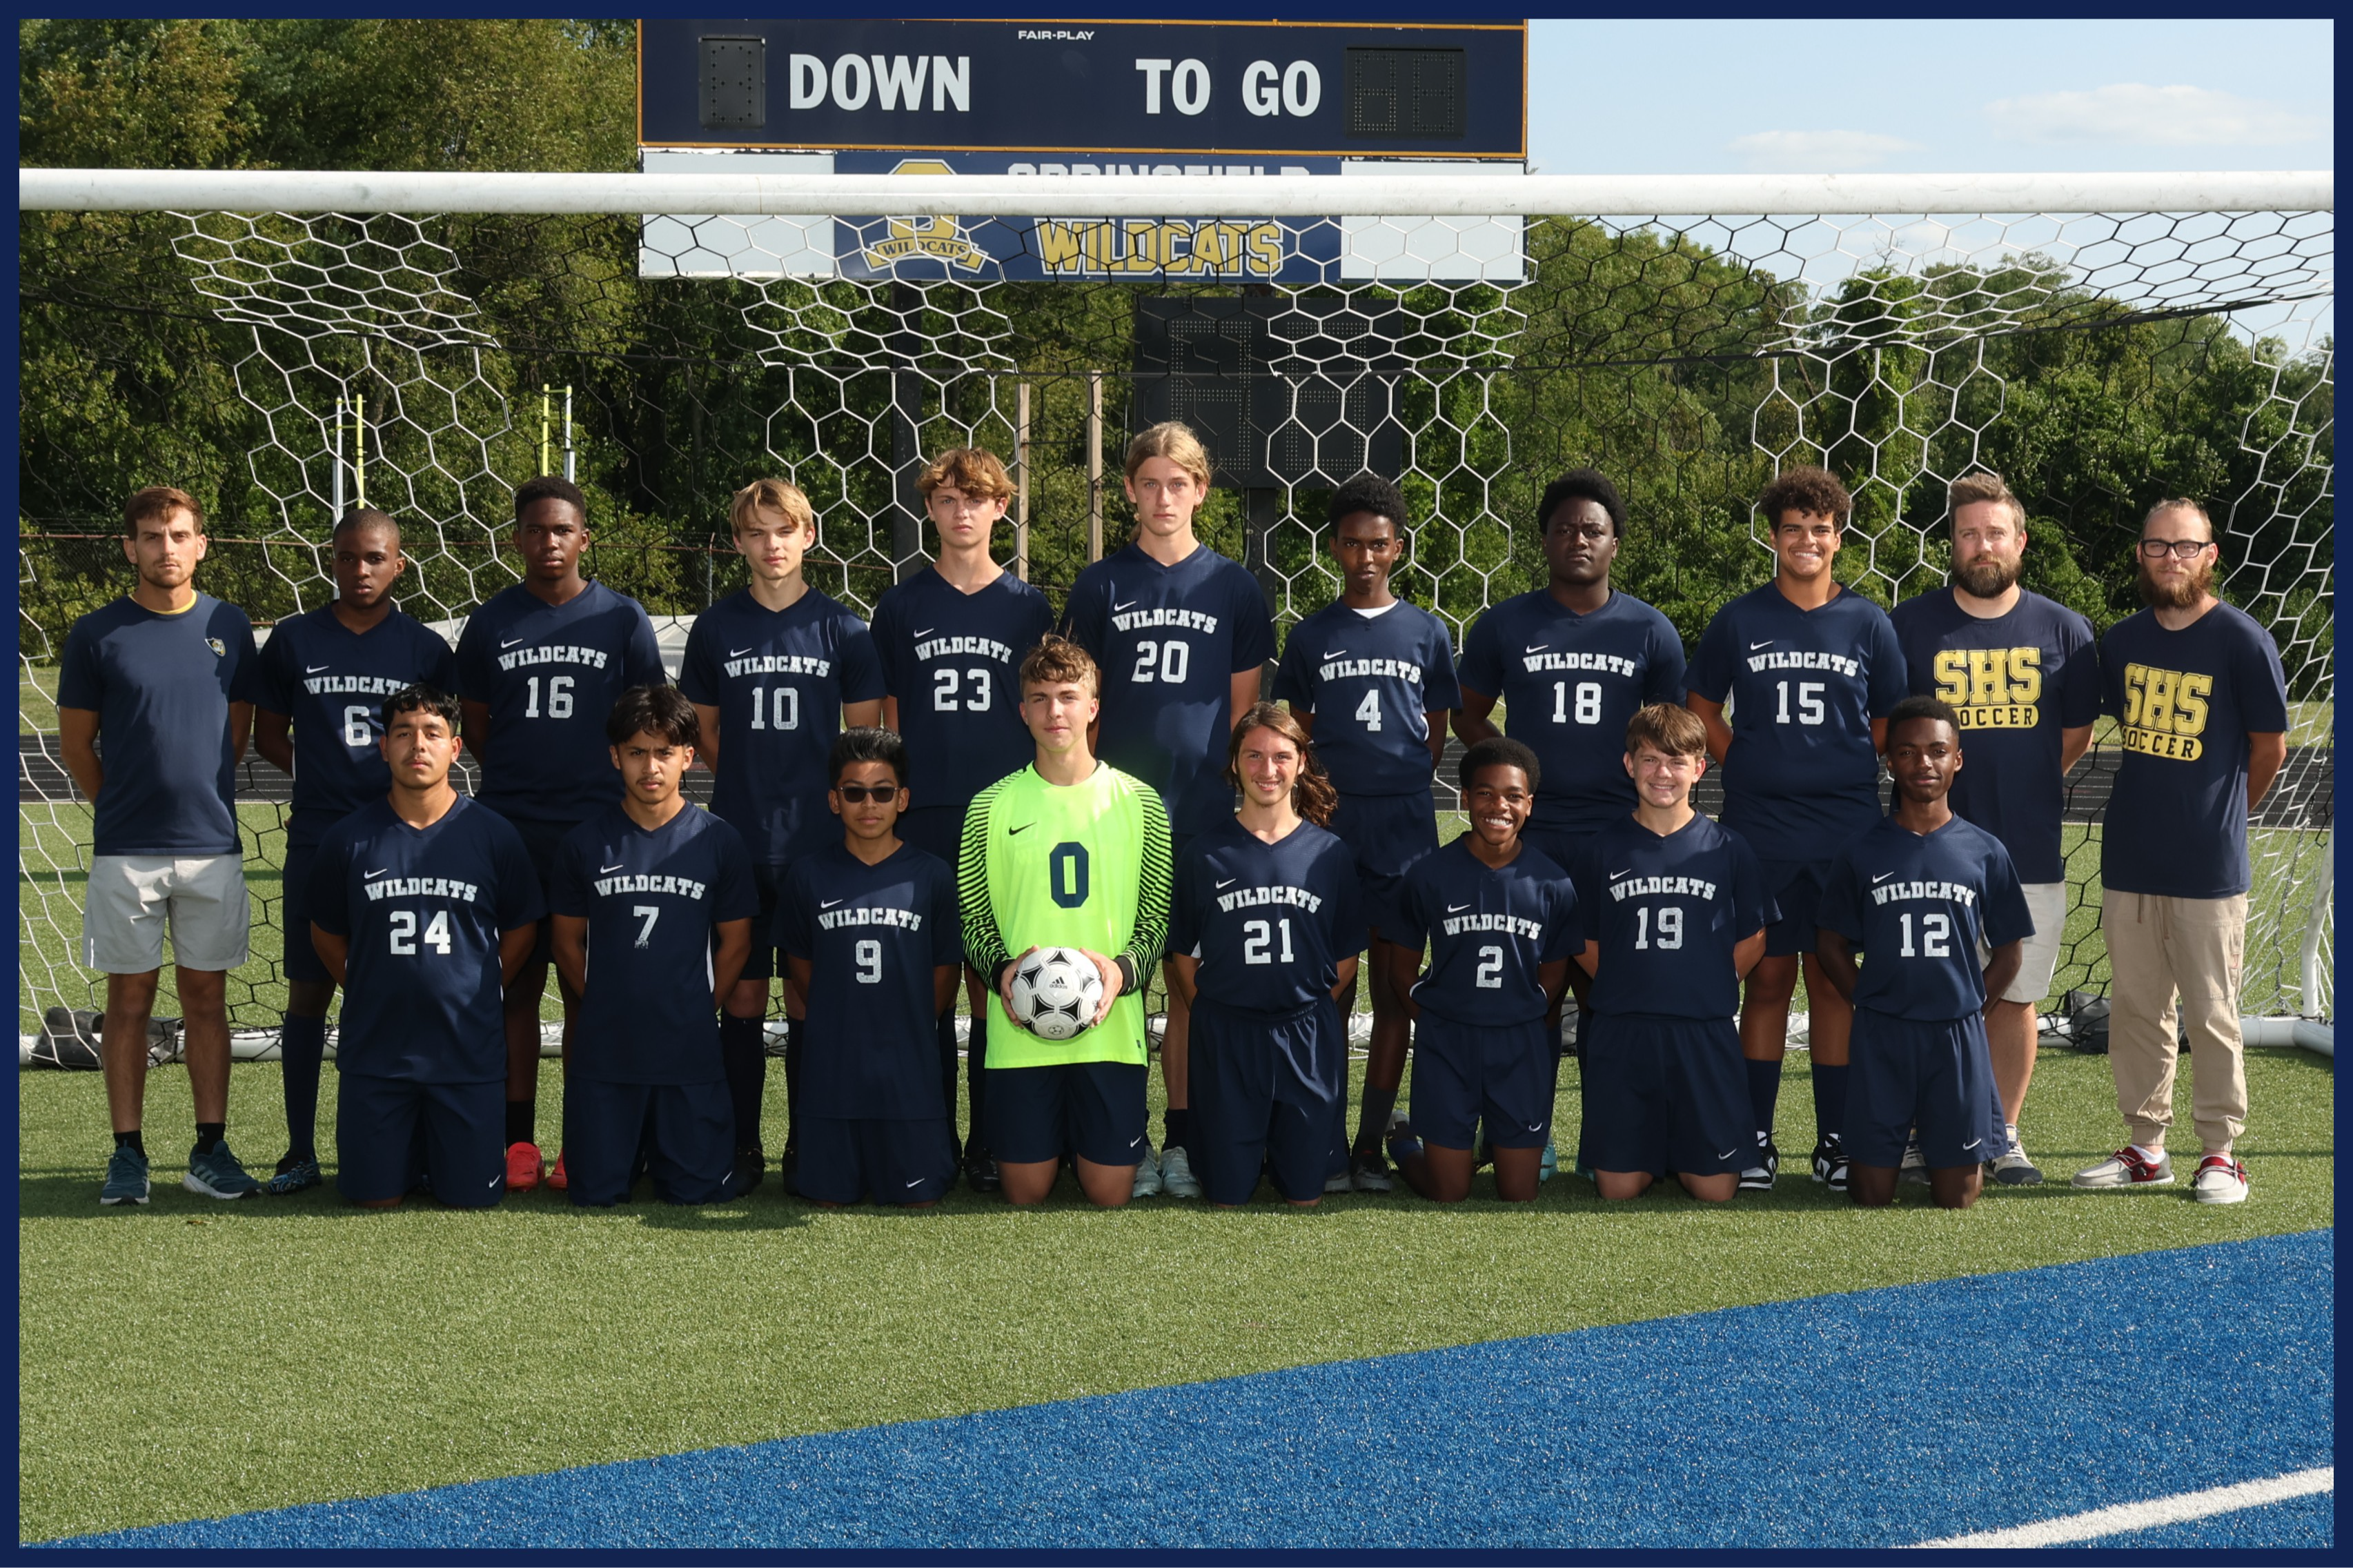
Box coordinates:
[963,1147,1002,1193]
[778,1143,798,1198]
[1737,1132,1779,1192]
[732,1144,766,1196]
[1810,1133,1849,1194]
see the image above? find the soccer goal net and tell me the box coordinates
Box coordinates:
[17,169,2334,1050]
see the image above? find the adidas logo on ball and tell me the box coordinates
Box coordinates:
[1007,946,1103,1040]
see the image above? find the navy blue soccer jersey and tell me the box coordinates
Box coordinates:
[870,569,1054,813]
[2098,604,2290,901]
[1271,599,1461,798]
[308,796,544,1082]
[1687,584,1909,864]
[57,592,259,857]
[549,805,760,1085]
[1170,819,1361,1013]
[453,582,664,826]
[1570,815,1773,1022]
[1891,587,2098,885]
[1062,542,1277,838]
[250,605,460,848]
[678,588,885,866]
[1457,589,1688,835]
[780,842,961,1120]
[1392,837,1579,1027]
[1818,815,2034,1021]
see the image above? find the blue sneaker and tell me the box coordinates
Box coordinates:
[184,1140,262,1200]
[1539,1142,1557,1183]
[266,1155,323,1196]
[1385,1118,1424,1165]
[100,1146,150,1206]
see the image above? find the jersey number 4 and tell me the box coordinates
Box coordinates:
[388,909,453,955]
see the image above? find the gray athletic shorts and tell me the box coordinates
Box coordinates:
[1978,881,2068,1006]
[81,853,251,974]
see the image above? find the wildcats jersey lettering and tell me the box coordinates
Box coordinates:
[913,634,1014,664]
[1519,650,1637,677]
[1317,655,1425,684]
[591,872,709,900]
[1215,884,1324,914]
[493,644,611,672]
[362,875,482,904]
[815,904,925,931]
[1742,648,1862,676]
[1439,911,1546,939]
[1869,877,1979,907]
[721,652,833,678]
[299,673,414,697]
[1608,873,1718,902]
[1110,606,1219,634]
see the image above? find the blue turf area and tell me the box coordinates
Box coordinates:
[59,1230,2332,1551]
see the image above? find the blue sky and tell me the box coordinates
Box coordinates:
[1526,19,2333,175]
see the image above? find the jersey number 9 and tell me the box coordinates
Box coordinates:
[855,938,883,984]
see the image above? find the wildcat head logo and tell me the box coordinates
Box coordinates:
[858,160,989,272]
[206,638,226,657]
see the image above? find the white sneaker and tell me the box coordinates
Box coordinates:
[1159,1144,1203,1199]
[1989,1135,2044,1187]
[2191,1153,2249,1205]
[1130,1144,1163,1198]
[1323,1165,1355,1195]
[1899,1137,1930,1186]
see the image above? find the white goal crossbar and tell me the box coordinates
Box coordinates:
[17,168,2336,217]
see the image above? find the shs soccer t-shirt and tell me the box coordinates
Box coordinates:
[1818,814,2034,1020]
[453,582,664,825]
[869,569,1054,813]
[57,593,259,857]
[1170,819,1361,1014]
[1272,599,1461,799]
[1570,814,1773,1023]
[1063,542,1277,838]
[780,841,962,1120]
[1457,588,1688,835]
[1891,588,2098,885]
[2097,603,2290,900]
[249,604,460,848]
[1392,837,1580,1027]
[549,804,759,1084]
[309,796,544,1082]
[678,587,884,867]
[1687,584,1909,866]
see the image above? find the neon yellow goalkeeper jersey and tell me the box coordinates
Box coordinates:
[959,760,1173,1069]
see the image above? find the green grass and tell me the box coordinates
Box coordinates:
[17,1040,2332,1543]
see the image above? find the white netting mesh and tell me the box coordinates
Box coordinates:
[18,201,2333,1038]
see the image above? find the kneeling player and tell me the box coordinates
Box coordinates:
[1168,704,1361,1208]
[308,686,543,1208]
[782,728,961,1207]
[1571,705,1771,1202]
[1815,696,2031,1210]
[1385,737,1579,1203]
[550,686,758,1207]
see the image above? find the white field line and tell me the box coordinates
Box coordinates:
[1916,1466,2334,1548]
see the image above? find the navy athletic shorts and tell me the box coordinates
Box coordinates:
[1759,858,1830,957]
[1329,791,1441,949]
[507,815,575,969]
[1408,1011,1553,1151]
[1190,997,1346,1204]
[1519,825,1593,885]
[796,1115,956,1204]
[738,862,787,982]
[562,1075,736,1206]
[1847,1008,2003,1171]
[896,807,968,966]
[1579,1014,1751,1178]
[985,1060,1149,1167]
[280,841,329,986]
[335,1072,503,1207]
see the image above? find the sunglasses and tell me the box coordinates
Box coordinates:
[834,783,900,803]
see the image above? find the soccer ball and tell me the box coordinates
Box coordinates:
[1007,946,1103,1041]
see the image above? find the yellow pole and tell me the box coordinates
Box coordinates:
[353,392,366,505]
[540,385,551,477]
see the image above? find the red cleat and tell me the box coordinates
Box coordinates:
[547,1149,569,1192]
[505,1141,543,1191]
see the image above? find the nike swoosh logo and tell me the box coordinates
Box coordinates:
[1446,903,1470,913]
[1008,824,1034,835]
[905,1178,924,1188]
[1609,869,1631,880]
[599,863,625,873]
[1526,1122,1543,1132]
[363,867,388,879]
[821,898,844,909]
[914,628,934,639]
[729,647,753,657]
[1873,873,1895,884]
[488,1175,502,1188]
[1113,599,1139,612]
[1328,649,1347,659]
[1717,1147,1737,1161]
[305,664,331,674]
[1524,644,1548,654]
[500,637,527,648]
[1216,879,1237,889]
[1962,1138,1983,1151]
[1128,1135,1143,1147]
[1750,640,1773,650]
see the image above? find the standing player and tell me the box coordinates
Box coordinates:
[308,686,544,1209]
[782,729,963,1208]
[1890,473,2097,1185]
[1685,466,1907,1191]
[1571,705,1771,1202]
[1168,705,1361,1208]
[681,477,885,1195]
[870,448,1054,1192]
[1815,697,2033,1210]
[1384,737,1580,1204]
[251,507,458,1195]
[455,476,665,1192]
[961,636,1174,1209]
[59,486,263,1204]
[2073,500,2287,1204]
[549,687,758,1207]
[1062,422,1275,1198]
[1272,474,1458,1193]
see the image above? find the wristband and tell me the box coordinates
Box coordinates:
[1114,955,1139,994]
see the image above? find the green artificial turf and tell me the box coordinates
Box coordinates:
[17,1038,2332,1543]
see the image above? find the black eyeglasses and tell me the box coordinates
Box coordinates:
[834,784,898,802]
[2138,538,2214,559]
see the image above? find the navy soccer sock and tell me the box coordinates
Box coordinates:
[964,1008,988,1155]
[505,1097,535,1149]
[937,1004,963,1163]
[783,1014,804,1149]
[1354,1084,1397,1151]
[1745,1056,1783,1142]
[719,1012,766,1153]
[279,1013,327,1160]
[1811,1062,1849,1146]
[1164,1106,1192,1153]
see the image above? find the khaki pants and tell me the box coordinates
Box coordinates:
[2100,889,2249,1151]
